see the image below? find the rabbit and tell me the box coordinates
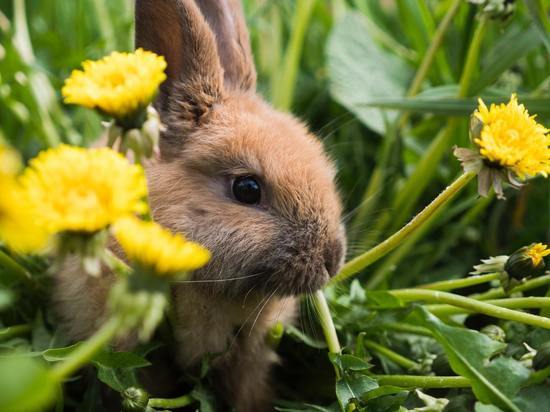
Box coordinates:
[53,0,346,410]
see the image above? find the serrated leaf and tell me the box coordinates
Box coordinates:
[336,374,378,410]
[327,12,410,134]
[412,307,529,412]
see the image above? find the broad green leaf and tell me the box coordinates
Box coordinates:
[0,357,56,411]
[96,365,139,393]
[413,307,529,412]
[43,344,150,369]
[335,374,378,410]
[472,25,541,92]
[327,12,410,134]
[0,289,13,311]
[42,342,82,361]
[362,385,407,401]
[329,353,373,373]
[475,403,504,412]
[514,385,550,412]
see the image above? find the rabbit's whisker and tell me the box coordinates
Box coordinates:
[249,286,279,337]
[170,272,262,284]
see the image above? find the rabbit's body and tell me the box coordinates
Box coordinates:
[54,1,345,410]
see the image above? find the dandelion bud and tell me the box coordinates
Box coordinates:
[533,342,550,371]
[504,243,549,281]
[480,324,506,343]
[122,387,149,412]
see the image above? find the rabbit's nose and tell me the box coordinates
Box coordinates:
[324,239,344,277]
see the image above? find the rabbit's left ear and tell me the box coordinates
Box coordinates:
[195,0,257,91]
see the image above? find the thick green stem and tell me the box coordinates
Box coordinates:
[332,173,475,284]
[49,316,123,381]
[472,274,550,300]
[416,273,500,291]
[364,339,420,370]
[271,0,316,111]
[389,289,550,329]
[426,297,550,316]
[148,394,195,409]
[0,324,31,341]
[312,290,341,354]
[374,374,470,389]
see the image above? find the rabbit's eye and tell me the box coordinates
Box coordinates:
[232,176,261,205]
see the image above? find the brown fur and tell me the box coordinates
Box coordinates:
[53,1,345,411]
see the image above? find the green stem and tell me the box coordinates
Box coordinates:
[272,0,316,111]
[389,289,550,329]
[363,339,420,370]
[0,324,31,341]
[148,394,195,409]
[312,290,341,354]
[384,322,432,337]
[457,15,488,98]
[416,273,500,291]
[407,0,462,96]
[472,274,550,300]
[49,316,123,381]
[332,173,475,284]
[374,374,470,389]
[350,0,462,238]
[426,297,550,316]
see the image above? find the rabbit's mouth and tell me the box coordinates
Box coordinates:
[238,264,331,297]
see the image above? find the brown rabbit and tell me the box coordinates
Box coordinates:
[54,0,346,410]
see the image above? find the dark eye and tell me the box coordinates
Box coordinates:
[232,176,261,205]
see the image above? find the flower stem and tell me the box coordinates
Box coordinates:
[271,0,316,111]
[49,315,123,382]
[384,322,432,337]
[0,324,31,342]
[389,289,550,329]
[312,290,341,354]
[373,374,470,389]
[332,173,475,285]
[148,394,195,409]
[416,273,500,291]
[407,0,462,97]
[471,274,550,300]
[426,297,550,316]
[363,339,420,370]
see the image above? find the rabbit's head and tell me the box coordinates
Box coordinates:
[137,0,345,297]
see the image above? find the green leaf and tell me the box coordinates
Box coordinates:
[327,12,411,134]
[0,357,56,411]
[42,342,82,361]
[513,385,550,412]
[0,289,13,311]
[336,374,378,410]
[365,291,405,309]
[524,0,550,52]
[475,403,504,412]
[329,353,373,373]
[191,384,217,412]
[96,364,139,393]
[412,307,529,412]
[472,25,541,92]
[91,348,151,369]
[361,95,550,116]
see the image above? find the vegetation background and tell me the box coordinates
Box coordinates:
[0,0,549,411]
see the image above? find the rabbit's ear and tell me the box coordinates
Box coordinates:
[195,0,257,91]
[135,0,224,116]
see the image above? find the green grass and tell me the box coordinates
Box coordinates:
[1,0,549,411]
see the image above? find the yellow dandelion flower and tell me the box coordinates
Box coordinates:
[525,243,550,267]
[113,216,211,276]
[474,94,550,180]
[20,145,148,234]
[62,49,166,123]
[0,177,50,253]
[0,144,22,176]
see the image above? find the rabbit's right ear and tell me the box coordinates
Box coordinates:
[135,0,224,124]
